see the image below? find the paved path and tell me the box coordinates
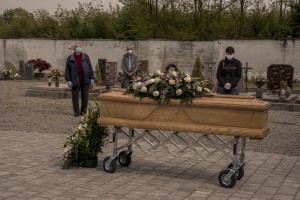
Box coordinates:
[0,130,299,200]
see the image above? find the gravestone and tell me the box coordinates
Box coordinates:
[98,59,107,82]
[204,61,217,92]
[106,62,118,86]
[267,64,294,91]
[19,60,34,79]
[4,61,17,76]
[135,60,149,76]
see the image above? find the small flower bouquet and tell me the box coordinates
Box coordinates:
[1,69,12,79]
[253,76,267,88]
[62,100,109,169]
[49,68,63,79]
[127,70,211,104]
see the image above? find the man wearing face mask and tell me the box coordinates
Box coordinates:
[65,44,95,116]
[121,44,139,88]
[216,46,242,95]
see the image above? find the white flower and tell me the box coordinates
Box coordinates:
[176,89,183,96]
[196,86,202,92]
[204,88,211,93]
[169,79,176,85]
[184,76,191,83]
[154,77,161,84]
[172,71,178,76]
[78,125,84,131]
[141,86,148,93]
[153,91,160,97]
[134,82,143,89]
[155,70,161,75]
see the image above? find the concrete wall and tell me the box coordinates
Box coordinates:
[0,38,299,78]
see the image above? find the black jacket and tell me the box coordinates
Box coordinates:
[65,53,95,88]
[216,58,242,88]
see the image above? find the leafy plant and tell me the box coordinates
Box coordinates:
[94,62,101,81]
[27,58,51,78]
[62,100,109,169]
[127,70,211,104]
[1,69,12,78]
[48,68,63,79]
[253,76,267,88]
[192,56,204,80]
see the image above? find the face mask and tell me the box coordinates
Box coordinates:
[75,47,82,54]
[226,54,234,60]
[127,50,133,54]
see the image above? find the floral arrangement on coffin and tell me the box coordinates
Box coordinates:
[253,76,267,89]
[127,70,211,104]
[62,100,109,169]
[48,68,63,79]
[1,69,12,78]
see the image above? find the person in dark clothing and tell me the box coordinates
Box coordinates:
[121,44,139,88]
[216,46,242,95]
[65,44,95,116]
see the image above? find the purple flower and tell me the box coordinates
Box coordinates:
[161,88,168,95]
[162,73,169,79]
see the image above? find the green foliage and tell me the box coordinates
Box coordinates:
[0,0,298,40]
[192,57,204,80]
[62,100,109,169]
[94,62,101,80]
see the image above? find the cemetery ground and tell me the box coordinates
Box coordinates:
[0,80,300,199]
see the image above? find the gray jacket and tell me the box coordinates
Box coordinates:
[121,53,138,74]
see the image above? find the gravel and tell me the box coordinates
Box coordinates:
[0,80,299,156]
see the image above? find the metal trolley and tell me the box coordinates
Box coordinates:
[103,126,246,188]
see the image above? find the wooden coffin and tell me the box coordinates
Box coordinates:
[98,91,271,139]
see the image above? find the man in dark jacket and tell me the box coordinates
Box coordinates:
[121,44,139,88]
[216,46,242,95]
[65,44,95,116]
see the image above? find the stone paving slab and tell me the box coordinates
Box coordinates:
[0,130,299,200]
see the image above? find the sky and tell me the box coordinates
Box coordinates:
[0,0,120,14]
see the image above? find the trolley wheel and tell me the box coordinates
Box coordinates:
[118,151,132,167]
[218,169,237,188]
[227,163,244,180]
[103,156,117,173]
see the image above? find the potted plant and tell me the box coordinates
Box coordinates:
[253,76,267,99]
[118,72,125,88]
[48,68,63,87]
[278,80,292,98]
[1,69,12,79]
[94,62,102,86]
[27,58,51,79]
[62,100,109,169]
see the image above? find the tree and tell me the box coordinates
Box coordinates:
[192,56,204,80]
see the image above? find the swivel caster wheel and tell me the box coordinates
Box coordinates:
[227,163,244,180]
[118,151,132,167]
[218,169,237,188]
[103,156,117,173]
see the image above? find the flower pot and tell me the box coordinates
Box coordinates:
[81,157,98,168]
[55,79,59,87]
[285,86,292,98]
[255,89,263,99]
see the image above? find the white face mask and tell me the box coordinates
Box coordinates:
[127,50,133,54]
[75,47,82,55]
[226,54,234,60]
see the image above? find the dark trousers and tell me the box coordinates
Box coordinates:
[71,81,90,115]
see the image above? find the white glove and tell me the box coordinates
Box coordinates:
[224,83,231,90]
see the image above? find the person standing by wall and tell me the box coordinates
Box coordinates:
[65,44,95,116]
[216,46,242,95]
[121,44,139,88]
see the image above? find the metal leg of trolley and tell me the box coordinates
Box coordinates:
[103,127,246,188]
